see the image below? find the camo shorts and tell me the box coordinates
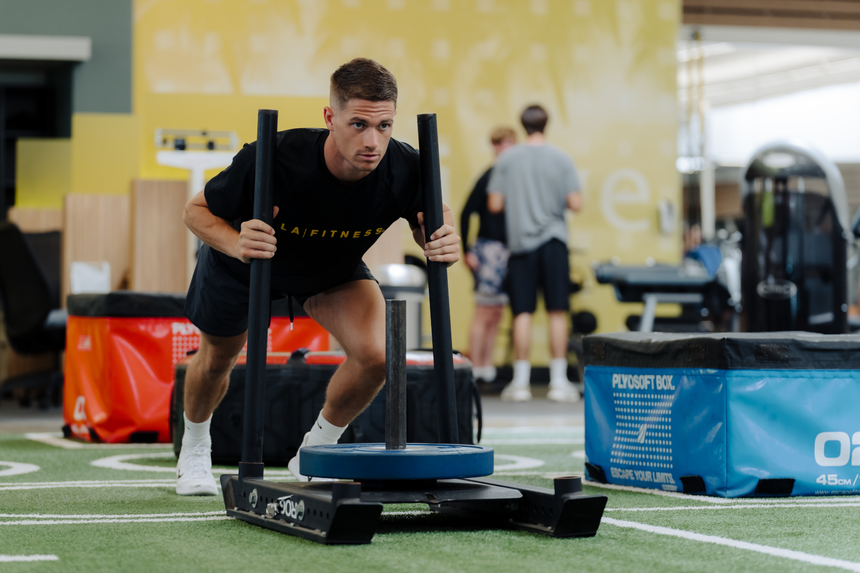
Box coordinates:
[471,237,510,306]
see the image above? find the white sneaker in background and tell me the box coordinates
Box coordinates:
[176,441,218,496]
[473,366,497,382]
[500,381,532,402]
[547,379,581,403]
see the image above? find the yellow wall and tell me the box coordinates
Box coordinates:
[71,114,141,195]
[132,0,682,362]
[15,139,72,208]
[16,114,140,208]
[137,94,326,181]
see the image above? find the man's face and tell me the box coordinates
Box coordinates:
[324,98,396,178]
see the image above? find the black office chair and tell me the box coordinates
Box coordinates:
[0,222,66,407]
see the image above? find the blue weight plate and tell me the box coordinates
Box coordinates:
[299,443,494,480]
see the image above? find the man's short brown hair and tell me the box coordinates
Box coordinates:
[490,126,517,145]
[330,58,398,109]
[521,104,548,135]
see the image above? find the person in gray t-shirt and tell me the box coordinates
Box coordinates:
[487,104,582,403]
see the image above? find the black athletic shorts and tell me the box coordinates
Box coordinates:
[507,239,570,316]
[184,245,375,337]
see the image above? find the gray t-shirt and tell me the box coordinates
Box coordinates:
[487,143,580,255]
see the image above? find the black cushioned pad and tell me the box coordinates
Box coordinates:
[584,331,860,370]
[67,291,308,318]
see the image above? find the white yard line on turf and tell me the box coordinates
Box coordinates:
[0,511,224,519]
[0,516,230,526]
[0,461,40,477]
[4,479,177,486]
[606,502,860,512]
[0,482,201,491]
[0,510,425,525]
[25,433,172,450]
[603,517,860,572]
[0,555,59,562]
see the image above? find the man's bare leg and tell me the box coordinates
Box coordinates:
[288,279,387,480]
[548,310,568,361]
[482,305,504,363]
[469,304,503,380]
[305,280,387,426]
[177,331,247,495]
[502,312,533,402]
[512,312,532,362]
[547,310,579,403]
[184,331,248,422]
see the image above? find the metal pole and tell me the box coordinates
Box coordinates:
[416,113,459,445]
[385,299,407,450]
[239,109,278,481]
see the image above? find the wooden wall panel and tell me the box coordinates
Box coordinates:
[130,179,189,293]
[62,194,131,305]
[7,207,63,232]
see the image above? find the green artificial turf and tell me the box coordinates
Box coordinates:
[1,430,859,573]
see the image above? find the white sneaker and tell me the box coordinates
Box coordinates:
[500,381,532,402]
[288,432,311,482]
[476,366,497,382]
[176,442,218,496]
[288,433,335,482]
[547,380,581,403]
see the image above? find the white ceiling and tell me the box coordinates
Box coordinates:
[678,24,860,108]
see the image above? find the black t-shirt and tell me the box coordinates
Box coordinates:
[204,128,423,294]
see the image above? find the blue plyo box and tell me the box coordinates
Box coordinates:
[583,332,860,497]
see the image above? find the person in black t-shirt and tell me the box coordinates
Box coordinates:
[459,126,516,383]
[175,58,461,495]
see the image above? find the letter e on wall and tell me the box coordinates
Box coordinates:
[600,168,651,232]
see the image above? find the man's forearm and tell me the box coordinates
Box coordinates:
[184,202,239,260]
[487,192,504,213]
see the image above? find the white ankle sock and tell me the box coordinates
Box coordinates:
[550,359,569,386]
[473,366,496,381]
[306,412,347,447]
[512,360,531,386]
[182,413,211,446]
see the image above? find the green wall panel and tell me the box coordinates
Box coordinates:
[0,0,132,114]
